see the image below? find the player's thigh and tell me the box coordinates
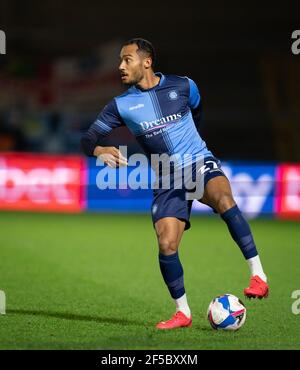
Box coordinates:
[201,176,235,213]
[155,217,186,254]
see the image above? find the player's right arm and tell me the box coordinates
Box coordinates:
[81,99,127,167]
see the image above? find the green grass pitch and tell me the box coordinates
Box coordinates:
[0,211,299,349]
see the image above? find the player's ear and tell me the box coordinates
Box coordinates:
[144,57,152,69]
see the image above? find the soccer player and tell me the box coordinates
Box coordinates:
[81,38,269,330]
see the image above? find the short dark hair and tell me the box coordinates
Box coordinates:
[123,38,156,67]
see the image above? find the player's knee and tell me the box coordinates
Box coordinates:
[214,193,235,214]
[158,237,179,255]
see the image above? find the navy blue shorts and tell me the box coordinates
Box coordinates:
[151,156,226,230]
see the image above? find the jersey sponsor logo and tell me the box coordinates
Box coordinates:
[168,90,178,100]
[129,103,144,111]
[139,113,182,131]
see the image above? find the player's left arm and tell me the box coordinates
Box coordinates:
[187,78,203,132]
[81,99,127,167]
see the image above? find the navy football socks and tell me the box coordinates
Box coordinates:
[221,205,258,260]
[159,252,185,299]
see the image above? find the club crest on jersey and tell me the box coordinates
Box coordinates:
[168,90,178,100]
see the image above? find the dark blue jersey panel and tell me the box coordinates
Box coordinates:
[136,133,170,157]
[153,75,190,119]
[97,99,125,132]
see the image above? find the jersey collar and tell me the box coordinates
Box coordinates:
[133,72,165,92]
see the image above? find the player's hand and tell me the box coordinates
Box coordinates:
[94,146,128,168]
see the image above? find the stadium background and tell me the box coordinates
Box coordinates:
[0,1,300,350]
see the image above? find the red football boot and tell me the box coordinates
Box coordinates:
[156,311,192,330]
[244,275,269,299]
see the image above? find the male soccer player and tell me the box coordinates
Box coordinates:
[81,38,269,330]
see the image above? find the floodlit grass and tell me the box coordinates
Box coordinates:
[0,212,299,349]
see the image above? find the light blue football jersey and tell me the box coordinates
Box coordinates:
[91,72,213,166]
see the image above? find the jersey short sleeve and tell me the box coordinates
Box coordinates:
[187,78,201,110]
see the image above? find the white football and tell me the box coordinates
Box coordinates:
[207,294,246,331]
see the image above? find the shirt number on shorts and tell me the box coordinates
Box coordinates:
[198,160,218,175]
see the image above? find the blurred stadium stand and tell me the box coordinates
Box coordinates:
[261,57,300,161]
[0,39,127,153]
[0,1,299,161]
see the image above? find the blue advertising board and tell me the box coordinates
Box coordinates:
[87,158,277,218]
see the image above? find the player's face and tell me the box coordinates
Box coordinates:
[119,44,148,86]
